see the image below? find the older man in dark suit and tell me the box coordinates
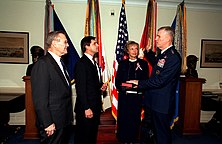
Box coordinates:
[31,31,73,144]
[74,36,107,144]
[127,26,181,144]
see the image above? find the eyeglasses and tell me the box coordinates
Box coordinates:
[54,38,68,45]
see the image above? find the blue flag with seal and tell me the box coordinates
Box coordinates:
[45,0,79,83]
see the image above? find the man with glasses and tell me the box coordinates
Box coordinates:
[31,31,73,144]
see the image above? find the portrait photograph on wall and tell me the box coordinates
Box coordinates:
[200,39,222,68]
[0,31,29,64]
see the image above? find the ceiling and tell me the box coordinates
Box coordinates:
[102,0,222,10]
[102,0,222,5]
[52,0,222,10]
[155,0,222,10]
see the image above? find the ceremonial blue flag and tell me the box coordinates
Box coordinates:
[45,0,79,82]
[171,0,187,73]
[53,9,80,81]
[170,0,187,129]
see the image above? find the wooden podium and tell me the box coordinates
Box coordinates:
[178,77,206,135]
[23,76,39,139]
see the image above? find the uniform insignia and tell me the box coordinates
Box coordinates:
[156,70,160,75]
[157,59,166,68]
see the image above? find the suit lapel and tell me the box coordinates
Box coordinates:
[46,53,71,88]
[83,55,100,83]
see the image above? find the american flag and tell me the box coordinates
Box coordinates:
[111,0,128,120]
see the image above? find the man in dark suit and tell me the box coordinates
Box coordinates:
[31,31,73,144]
[127,26,181,144]
[74,36,107,144]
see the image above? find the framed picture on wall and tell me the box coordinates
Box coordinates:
[200,39,222,68]
[0,31,29,64]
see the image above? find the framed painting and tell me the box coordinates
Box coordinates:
[200,39,222,68]
[0,31,29,64]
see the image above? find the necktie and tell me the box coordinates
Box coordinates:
[60,58,70,85]
[93,60,97,68]
[94,61,102,83]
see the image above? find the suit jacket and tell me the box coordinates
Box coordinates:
[74,54,102,115]
[139,46,181,114]
[26,63,34,76]
[31,52,73,130]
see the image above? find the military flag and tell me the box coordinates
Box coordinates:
[84,0,110,84]
[170,0,187,129]
[84,0,110,110]
[139,0,157,77]
[171,0,187,73]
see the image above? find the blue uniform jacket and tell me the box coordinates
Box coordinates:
[138,46,181,114]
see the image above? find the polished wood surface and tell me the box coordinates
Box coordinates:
[97,107,119,144]
[23,76,39,139]
[178,77,206,135]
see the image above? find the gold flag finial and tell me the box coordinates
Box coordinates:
[122,0,125,5]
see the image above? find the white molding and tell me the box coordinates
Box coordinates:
[50,0,222,11]
[0,87,25,93]
[158,1,222,11]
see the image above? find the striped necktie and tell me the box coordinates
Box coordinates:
[60,58,70,85]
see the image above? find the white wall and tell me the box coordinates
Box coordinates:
[0,0,222,94]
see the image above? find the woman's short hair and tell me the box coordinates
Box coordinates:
[124,40,139,54]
